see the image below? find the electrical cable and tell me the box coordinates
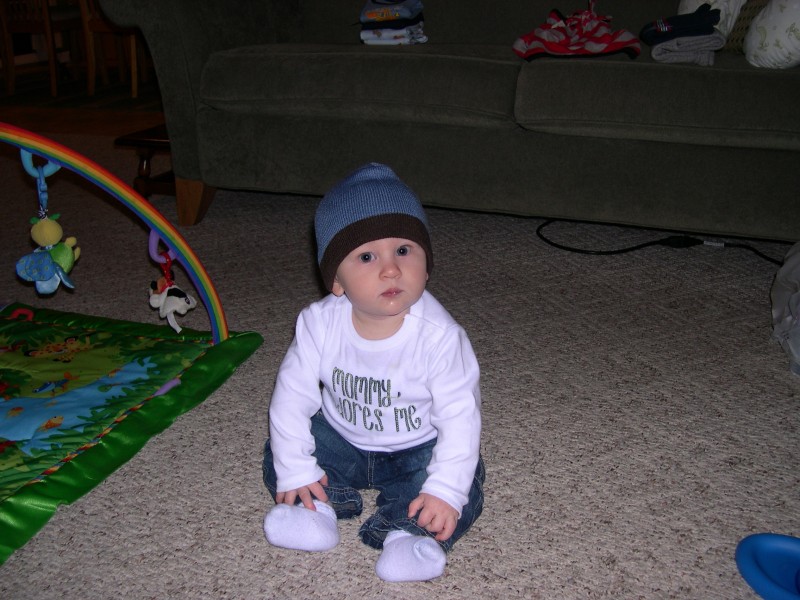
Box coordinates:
[708,241,782,265]
[535,219,783,265]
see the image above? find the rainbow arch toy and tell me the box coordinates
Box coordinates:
[0,123,262,565]
[0,122,228,344]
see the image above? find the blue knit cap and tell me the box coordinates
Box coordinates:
[315,163,433,291]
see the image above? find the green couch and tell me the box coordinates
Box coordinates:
[101,0,800,240]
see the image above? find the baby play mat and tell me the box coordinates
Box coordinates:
[0,124,262,564]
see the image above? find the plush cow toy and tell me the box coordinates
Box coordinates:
[149,271,197,334]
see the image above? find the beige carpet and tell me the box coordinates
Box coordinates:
[0,131,798,599]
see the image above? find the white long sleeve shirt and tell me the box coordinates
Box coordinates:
[269,290,481,514]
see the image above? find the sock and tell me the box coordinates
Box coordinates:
[639,4,721,46]
[375,530,446,582]
[263,500,339,552]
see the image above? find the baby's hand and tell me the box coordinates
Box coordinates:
[408,493,459,542]
[276,474,328,510]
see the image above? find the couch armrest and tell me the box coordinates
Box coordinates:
[99,0,276,180]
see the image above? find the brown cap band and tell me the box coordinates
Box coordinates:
[319,214,433,291]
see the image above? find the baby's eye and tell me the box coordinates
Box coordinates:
[396,246,410,256]
[359,252,374,263]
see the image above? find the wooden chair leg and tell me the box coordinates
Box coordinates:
[113,35,124,82]
[97,38,109,85]
[137,32,149,84]
[65,29,82,80]
[128,33,137,98]
[44,27,58,97]
[175,178,216,226]
[85,29,96,95]
[1,28,15,94]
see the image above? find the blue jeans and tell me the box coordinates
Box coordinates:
[263,411,485,552]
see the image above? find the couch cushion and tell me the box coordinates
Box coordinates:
[201,44,520,126]
[514,52,800,150]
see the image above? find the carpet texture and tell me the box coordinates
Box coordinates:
[0,130,798,599]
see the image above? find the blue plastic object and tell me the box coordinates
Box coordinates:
[737,534,800,600]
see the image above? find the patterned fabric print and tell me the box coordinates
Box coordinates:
[0,306,212,501]
[744,0,800,68]
[513,1,640,59]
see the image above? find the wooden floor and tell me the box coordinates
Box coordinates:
[0,105,164,136]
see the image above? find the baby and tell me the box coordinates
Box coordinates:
[262,163,484,582]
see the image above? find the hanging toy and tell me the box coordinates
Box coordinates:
[15,150,81,295]
[148,231,197,333]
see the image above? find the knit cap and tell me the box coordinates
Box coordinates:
[315,163,433,291]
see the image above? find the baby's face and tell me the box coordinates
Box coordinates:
[332,237,428,339]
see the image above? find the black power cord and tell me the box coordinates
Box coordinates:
[535,220,783,265]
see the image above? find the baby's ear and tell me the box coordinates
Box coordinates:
[331,278,346,297]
